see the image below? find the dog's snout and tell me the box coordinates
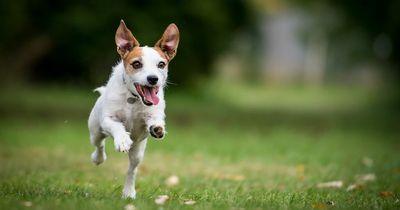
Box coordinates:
[147,75,159,85]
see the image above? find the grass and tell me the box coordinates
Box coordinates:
[0,82,399,209]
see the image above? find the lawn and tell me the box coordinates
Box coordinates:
[0,83,399,209]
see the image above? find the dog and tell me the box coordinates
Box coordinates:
[88,20,179,199]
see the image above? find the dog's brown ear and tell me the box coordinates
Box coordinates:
[115,20,139,57]
[155,23,179,60]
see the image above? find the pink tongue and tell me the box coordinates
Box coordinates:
[143,87,159,105]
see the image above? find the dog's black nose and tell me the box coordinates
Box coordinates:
[147,75,159,85]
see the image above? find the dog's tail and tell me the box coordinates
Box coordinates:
[93,86,106,95]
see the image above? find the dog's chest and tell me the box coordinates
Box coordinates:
[115,102,148,142]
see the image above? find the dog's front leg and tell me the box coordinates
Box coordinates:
[101,116,133,152]
[122,139,147,199]
[146,111,166,139]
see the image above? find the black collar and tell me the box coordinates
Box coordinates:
[129,91,139,99]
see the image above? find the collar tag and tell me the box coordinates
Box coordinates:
[127,97,137,104]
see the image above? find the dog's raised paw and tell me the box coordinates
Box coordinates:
[150,126,165,139]
[114,134,133,153]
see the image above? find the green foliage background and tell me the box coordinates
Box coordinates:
[0,0,253,85]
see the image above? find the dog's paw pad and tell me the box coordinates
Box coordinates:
[150,126,165,139]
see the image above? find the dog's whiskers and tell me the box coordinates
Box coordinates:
[166,80,177,86]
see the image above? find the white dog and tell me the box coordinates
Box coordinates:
[88,20,179,199]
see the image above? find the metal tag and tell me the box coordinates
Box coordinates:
[127,97,137,104]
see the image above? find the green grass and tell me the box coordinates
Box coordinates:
[0,83,399,209]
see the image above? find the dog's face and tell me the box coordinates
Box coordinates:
[115,20,179,106]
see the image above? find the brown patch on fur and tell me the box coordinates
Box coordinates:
[123,47,143,74]
[153,46,169,62]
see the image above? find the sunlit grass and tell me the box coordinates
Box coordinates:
[206,80,383,112]
[0,84,399,209]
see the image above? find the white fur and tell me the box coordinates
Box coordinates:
[88,46,168,199]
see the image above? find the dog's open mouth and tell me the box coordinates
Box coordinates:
[134,83,160,106]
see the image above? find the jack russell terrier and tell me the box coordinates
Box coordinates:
[88,20,179,199]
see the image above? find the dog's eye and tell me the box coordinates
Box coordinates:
[131,61,142,69]
[157,61,166,69]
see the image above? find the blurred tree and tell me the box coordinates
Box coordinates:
[0,0,254,86]
[291,0,400,78]
[332,0,400,76]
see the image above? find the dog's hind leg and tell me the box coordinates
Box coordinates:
[122,139,148,199]
[88,105,108,165]
[90,131,107,165]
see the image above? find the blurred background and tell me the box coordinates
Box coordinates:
[1,0,399,87]
[0,0,400,208]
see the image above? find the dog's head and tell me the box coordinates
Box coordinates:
[115,20,179,106]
